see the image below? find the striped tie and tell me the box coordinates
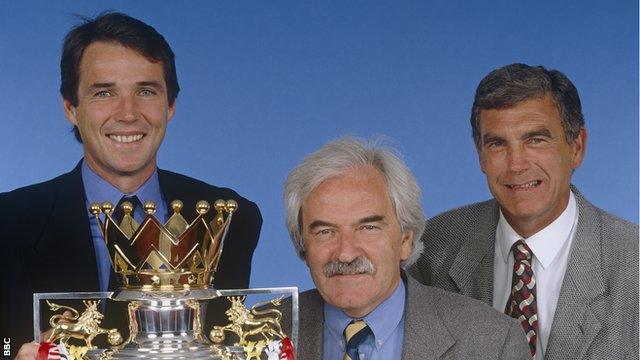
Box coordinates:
[343,320,372,360]
[505,240,538,357]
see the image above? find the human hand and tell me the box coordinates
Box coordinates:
[14,342,38,360]
[14,310,73,360]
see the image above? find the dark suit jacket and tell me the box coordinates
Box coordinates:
[0,162,262,347]
[410,188,639,360]
[281,275,530,360]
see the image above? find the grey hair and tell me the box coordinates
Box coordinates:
[284,136,426,267]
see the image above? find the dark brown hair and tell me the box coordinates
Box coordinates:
[61,12,179,142]
[471,63,584,147]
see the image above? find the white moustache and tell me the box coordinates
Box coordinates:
[324,256,375,277]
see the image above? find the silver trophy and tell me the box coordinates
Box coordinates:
[33,199,298,359]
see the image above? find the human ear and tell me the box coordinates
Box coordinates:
[62,99,79,126]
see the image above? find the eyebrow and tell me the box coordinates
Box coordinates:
[482,134,503,145]
[482,127,553,145]
[89,82,115,90]
[521,128,552,140]
[358,215,384,224]
[87,81,164,90]
[307,215,385,231]
[136,81,164,89]
[308,220,335,230]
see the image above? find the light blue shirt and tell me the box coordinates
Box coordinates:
[323,279,406,360]
[81,160,167,292]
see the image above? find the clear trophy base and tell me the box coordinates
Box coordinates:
[86,341,236,360]
[34,288,298,360]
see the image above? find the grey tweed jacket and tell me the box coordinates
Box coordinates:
[410,187,639,360]
[282,274,530,359]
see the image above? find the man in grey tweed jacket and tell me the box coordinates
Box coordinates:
[411,63,639,360]
[284,137,530,359]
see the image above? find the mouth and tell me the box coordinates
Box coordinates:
[107,134,145,143]
[330,273,370,281]
[505,180,542,190]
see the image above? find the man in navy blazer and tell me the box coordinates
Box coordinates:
[1,12,262,359]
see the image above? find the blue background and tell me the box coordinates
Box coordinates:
[1,1,637,292]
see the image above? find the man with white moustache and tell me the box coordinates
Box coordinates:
[281,137,530,359]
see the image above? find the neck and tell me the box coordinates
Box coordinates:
[509,222,544,239]
[504,193,571,238]
[107,176,150,194]
[85,160,155,194]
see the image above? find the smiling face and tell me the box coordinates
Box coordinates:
[64,41,175,192]
[477,95,586,237]
[301,166,413,318]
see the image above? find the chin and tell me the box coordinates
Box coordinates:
[113,160,153,174]
[331,296,368,312]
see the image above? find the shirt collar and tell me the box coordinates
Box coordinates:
[497,190,577,269]
[81,159,162,211]
[324,277,406,349]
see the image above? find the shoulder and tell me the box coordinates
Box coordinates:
[592,204,638,242]
[426,199,497,234]
[0,169,79,252]
[0,170,75,221]
[282,289,323,315]
[579,197,638,288]
[0,171,69,202]
[573,187,637,238]
[299,289,323,308]
[280,289,323,330]
[599,209,638,254]
[410,280,515,330]
[409,200,498,285]
[420,199,497,254]
[576,192,638,255]
[404,278,528,356]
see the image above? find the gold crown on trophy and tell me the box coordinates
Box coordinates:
[89,199,237,291]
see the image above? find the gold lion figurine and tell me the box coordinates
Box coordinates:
[46,300,123,349]
[209,296,286,346]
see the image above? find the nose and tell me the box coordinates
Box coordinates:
[335,231,360,263]
[116,94,137,122]
[506,145,529,173]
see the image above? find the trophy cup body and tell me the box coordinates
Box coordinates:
[33,199,298,360]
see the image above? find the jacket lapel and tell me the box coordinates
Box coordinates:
[403,275,455,359]
[297,290,325,359]
[545,189,604,359]
[32,162,99,291]
[448,201,499,305]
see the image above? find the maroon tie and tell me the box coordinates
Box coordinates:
[505,240,538,357]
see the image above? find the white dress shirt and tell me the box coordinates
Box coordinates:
[493,191,578,360]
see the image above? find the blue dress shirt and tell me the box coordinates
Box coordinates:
[81,160,168,292]
[323,279,406,360]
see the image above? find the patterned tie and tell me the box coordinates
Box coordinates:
[343,320,372,360]
[505,240,538,357]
